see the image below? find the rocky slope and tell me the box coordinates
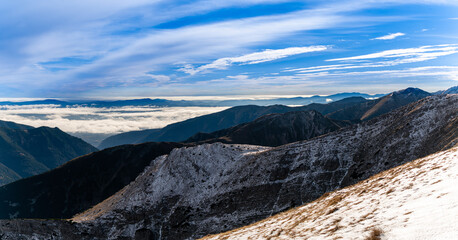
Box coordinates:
[0,142,187,219]
[203,145,458,240]
[0,125,97,186]
[186,110,350,147]
[1,94,454,239]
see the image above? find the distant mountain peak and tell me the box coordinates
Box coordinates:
[394,87,429,95]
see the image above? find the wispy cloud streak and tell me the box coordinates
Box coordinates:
[372,32,405,40]
[327,44,458,64]
[180,46,328,75]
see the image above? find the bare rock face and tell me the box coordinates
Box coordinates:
[1,95,457,240]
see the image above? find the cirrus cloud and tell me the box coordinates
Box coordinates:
[179,46,328,75]
[372,32,405,40]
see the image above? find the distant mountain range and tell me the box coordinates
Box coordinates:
[0,121,97,186]
[0,94,454,239]
[0,92,384,108]
[99,87,431,149]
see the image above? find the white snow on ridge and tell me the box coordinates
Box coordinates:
[202,146,458,240]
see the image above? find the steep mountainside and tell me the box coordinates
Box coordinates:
[99,97,369,149]
[0,142,187,219]
[186,110,350,147]
[327,87,430,121]
[2,95,453,239]
[204,146,458,240]
[0,126,97,186]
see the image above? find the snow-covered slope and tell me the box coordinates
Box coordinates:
[0,95,456,240]
[203,145,458,240]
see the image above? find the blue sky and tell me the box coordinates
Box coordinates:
[0,0,458,98]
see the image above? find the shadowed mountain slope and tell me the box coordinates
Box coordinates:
[203,145,458,240]
[326,87,430,121]
[2,95,453,239]
[0,125,97,186]
[0,142,187,219]
[0,120,33,130]
[434,85,458,95]
[186,110,351,147]
[99,97,370,149]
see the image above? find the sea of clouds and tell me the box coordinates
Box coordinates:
[0,105,228,146]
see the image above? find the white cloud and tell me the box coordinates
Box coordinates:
[327,44,458,63]
[180,46,328,75]
[295,65,458,81]
[372,32,405,40]
[148,74,170,83]
[0,105,228,134]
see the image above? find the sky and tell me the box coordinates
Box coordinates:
[1,0,458,98]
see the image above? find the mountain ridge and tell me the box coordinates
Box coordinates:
[0,125,97,186]
[186,110,351,147]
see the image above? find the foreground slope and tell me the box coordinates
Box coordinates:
[0,142,186,219]
[0,95,455,240]
[186,110,350,147]
[0,126,97,186]
[204,146,458,240]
